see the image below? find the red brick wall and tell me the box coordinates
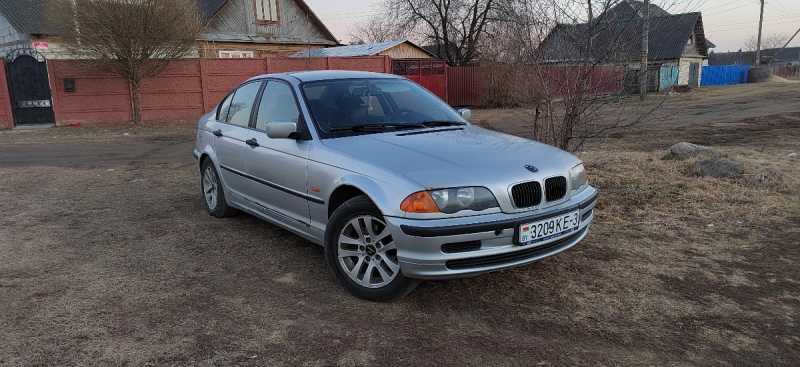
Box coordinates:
[0,62,14,129]
[47,56,392,124]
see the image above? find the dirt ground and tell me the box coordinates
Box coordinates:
[1,82,799,366]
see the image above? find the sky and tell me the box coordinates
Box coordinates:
[304,0,800,52]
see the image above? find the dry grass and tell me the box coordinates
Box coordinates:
[0,83,799,366]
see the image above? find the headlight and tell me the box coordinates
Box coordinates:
[401,187,498,214]
[570,163,587,192]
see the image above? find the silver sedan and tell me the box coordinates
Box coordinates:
[193,70,597,302]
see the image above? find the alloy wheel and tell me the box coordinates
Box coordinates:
[337,215,399,288]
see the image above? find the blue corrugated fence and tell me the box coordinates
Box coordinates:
[700,65,750,86]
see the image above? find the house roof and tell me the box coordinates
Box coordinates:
[197,0,229,23]
[539,12,707,63]
[0,0,55,35]
[605,0,671,21]
[290,40,434,58]
[0,0,337,44]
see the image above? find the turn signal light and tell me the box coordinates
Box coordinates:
[400,191,440,213]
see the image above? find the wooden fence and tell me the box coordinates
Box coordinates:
[773,64,799,79]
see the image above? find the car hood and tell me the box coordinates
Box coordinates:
[321,125,579,189]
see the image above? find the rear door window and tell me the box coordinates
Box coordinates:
[225,81,263,127]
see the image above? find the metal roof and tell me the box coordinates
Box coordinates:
[200,33,335,45]
[290,40,433,58]
[0,0,55,35]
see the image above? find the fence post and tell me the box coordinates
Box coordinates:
[199,58,210,113]
[46,60,63,126]
[0,61,13,128]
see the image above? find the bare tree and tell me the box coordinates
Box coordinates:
[382,0,499,66]
[348,14,409,44]
[742,32,790,52]
[482,0,694,152]
[49,0,203,124]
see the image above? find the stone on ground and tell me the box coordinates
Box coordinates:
[663,142,719,160]
[697,158,744,178]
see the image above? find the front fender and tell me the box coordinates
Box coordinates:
[331,173,413,218]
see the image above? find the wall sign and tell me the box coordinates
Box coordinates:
[33,42,49,49]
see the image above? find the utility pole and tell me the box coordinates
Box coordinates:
[755,0,765,66]
[767,27,800,64]
[639,0,649,100]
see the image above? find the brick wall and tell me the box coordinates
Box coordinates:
[47,56,391,124]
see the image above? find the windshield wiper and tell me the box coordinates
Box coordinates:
[420,120,467,127]
[329,123,426,132]
[329,124,388,132]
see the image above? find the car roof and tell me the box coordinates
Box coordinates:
[246,70,402,84]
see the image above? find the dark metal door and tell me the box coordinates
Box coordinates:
[5,55,55,125]
[688,62,700,87]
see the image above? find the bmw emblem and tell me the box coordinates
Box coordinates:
[524,165,539,173]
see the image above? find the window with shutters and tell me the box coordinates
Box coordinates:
[253,0,280,24]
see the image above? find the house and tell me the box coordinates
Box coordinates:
[198,0,339,58]
[537,0,714,89]
[0,0,62,60]
[0,0,339,127]
[709,47,800,66]
[0,0,339,60]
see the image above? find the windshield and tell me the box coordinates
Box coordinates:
[301,78,466,138]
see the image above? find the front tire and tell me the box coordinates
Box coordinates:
[201,159,238,218]
[325,195,419,302]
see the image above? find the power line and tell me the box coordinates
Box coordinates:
[705,2,756,16]
[705,13,800,28]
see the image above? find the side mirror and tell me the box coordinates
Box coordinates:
[457,108,471,121]
[266,121,298,139]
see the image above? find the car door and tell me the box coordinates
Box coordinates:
[209,80,263,200]
[245,80,311,225]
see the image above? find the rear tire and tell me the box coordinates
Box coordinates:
[201,159,238,218]
[325,195,419,302]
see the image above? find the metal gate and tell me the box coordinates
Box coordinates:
[5,52,55,125]
[392,60,447,101]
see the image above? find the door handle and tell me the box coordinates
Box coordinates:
[246,138,259,147]
[212,129,223,137]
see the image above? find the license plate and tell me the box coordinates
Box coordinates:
[519,210,580,246]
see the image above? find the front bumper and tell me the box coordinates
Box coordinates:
[384,187,597,279]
